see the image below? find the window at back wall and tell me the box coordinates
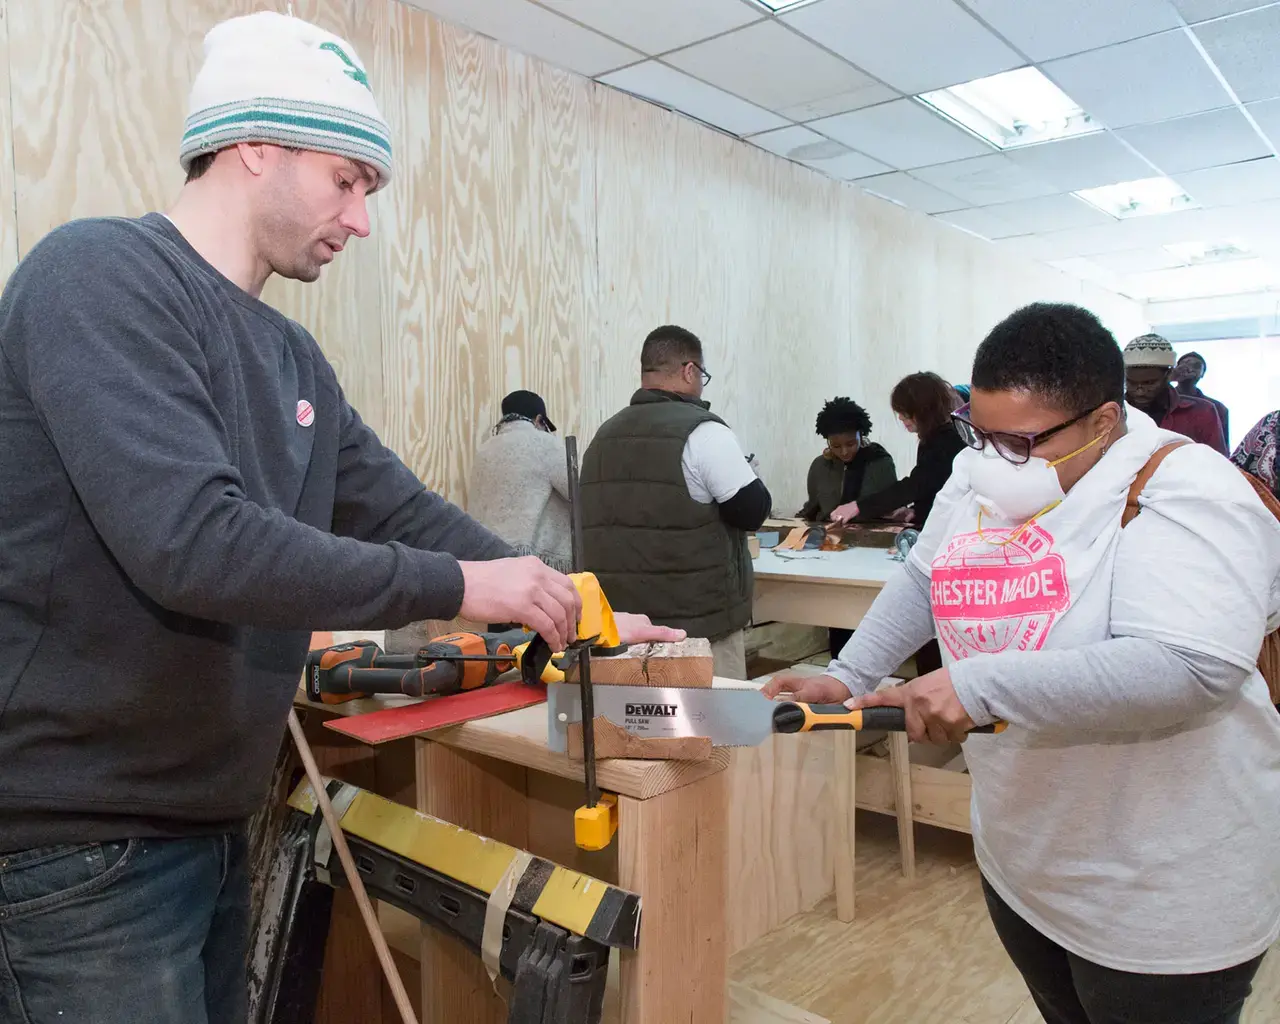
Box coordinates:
[1170,336,1280,452]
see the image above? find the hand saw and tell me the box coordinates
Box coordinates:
[546,683,1006,752]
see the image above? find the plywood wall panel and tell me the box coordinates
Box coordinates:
[374,3,594,503]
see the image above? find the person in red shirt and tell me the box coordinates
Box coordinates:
[1172,351,1230,443]
[1123,334,1228,455]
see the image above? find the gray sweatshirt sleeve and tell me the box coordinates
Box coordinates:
[9,222,494,631]
[825,559,937,696]
[949,640,1253,732]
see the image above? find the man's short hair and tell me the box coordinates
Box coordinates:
[185,151,217,183]
[640,325,703,374]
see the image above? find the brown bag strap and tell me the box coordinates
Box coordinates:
[1122,441,1192,527]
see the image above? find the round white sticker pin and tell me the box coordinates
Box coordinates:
[296,399,315,427]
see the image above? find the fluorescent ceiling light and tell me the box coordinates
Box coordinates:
[747,0,820,11]
[916,67,1097,150]
[1073,177,1198,219]
[1163,240,1252,265]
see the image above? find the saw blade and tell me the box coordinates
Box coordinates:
[546,683,778,751]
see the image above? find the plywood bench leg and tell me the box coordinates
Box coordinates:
[617,771,727,1024]
[415,739,528,1024]
[889,733,916,881]
[833,732,857,923]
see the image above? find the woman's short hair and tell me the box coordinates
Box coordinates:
[815,397,872,439]
[890,372,959,436]
[972,303,1125,413]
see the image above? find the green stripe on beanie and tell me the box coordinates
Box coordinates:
[181,11,393,187]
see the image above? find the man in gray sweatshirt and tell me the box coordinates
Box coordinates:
[0,13,675,1024]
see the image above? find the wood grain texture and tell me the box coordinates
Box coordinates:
[728,732,838,953]
[371,0,593,502]
[617,771,729,1024]
[566,638,714,687]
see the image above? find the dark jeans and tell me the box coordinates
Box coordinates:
[982,876,1265,1024]
[0,834,250,1023]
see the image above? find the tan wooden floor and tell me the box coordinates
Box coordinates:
[730,814,1280,1024]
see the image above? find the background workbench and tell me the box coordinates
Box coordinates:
[752,546,902,630]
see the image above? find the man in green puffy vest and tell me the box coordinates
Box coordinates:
[580,326,772,679]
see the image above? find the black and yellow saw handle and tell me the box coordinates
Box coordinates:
[772,703,1007,734]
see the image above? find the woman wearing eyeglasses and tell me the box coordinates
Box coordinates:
[766,303,1280,1024]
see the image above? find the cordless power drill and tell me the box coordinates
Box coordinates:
[304,628,533,705]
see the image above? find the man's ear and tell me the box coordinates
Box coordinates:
[234,142,269,177]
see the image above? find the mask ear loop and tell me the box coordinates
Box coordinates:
[975,431,1108,546]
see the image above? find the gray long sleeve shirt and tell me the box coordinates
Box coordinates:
[826,559,1250,732]
[0,214,511,852]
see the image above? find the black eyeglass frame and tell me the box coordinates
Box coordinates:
[950,402,1100,466]
[684,361,712,386]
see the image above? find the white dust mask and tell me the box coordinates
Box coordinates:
[966,431,1107,523]
[967,448,1065,522]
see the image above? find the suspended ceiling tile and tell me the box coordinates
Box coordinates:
[778,84,901,122]
[976,193,1118,233]
[910,153,1059,205]
[781,0,1023,95]
[1042,31,1234,129]
[935,207,1026,240]
[1117,107,1272,173]
[1089,247,1187,272]
[1194,5,1280,103]
[664,20,892,116]
[748,125,893,178]
[748,124,832,159]
[407,0,641,77]
[1175,156,1280,206]
[800,149,895,180]
[1003,132,1160,191]
[962,0,1184,62]
[537,0,762,56]
[598,61,790,136]
[809,99,994,170]
[1171,0,1277,22]
[858,171,969,213]
[1245,97,1280,149]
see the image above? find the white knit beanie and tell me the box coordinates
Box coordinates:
[1123,333,1176,368]
[180,11,392,187]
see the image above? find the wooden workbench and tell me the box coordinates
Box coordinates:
[750,546,975,913]
[752,546,901,630]
[297,690,732,1024]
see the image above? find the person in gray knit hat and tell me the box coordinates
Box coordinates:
[0,11,677,1023]
[1123,333,1227,454]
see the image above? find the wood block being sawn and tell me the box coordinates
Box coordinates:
[563,638,714,761]
[563,637,713,688]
